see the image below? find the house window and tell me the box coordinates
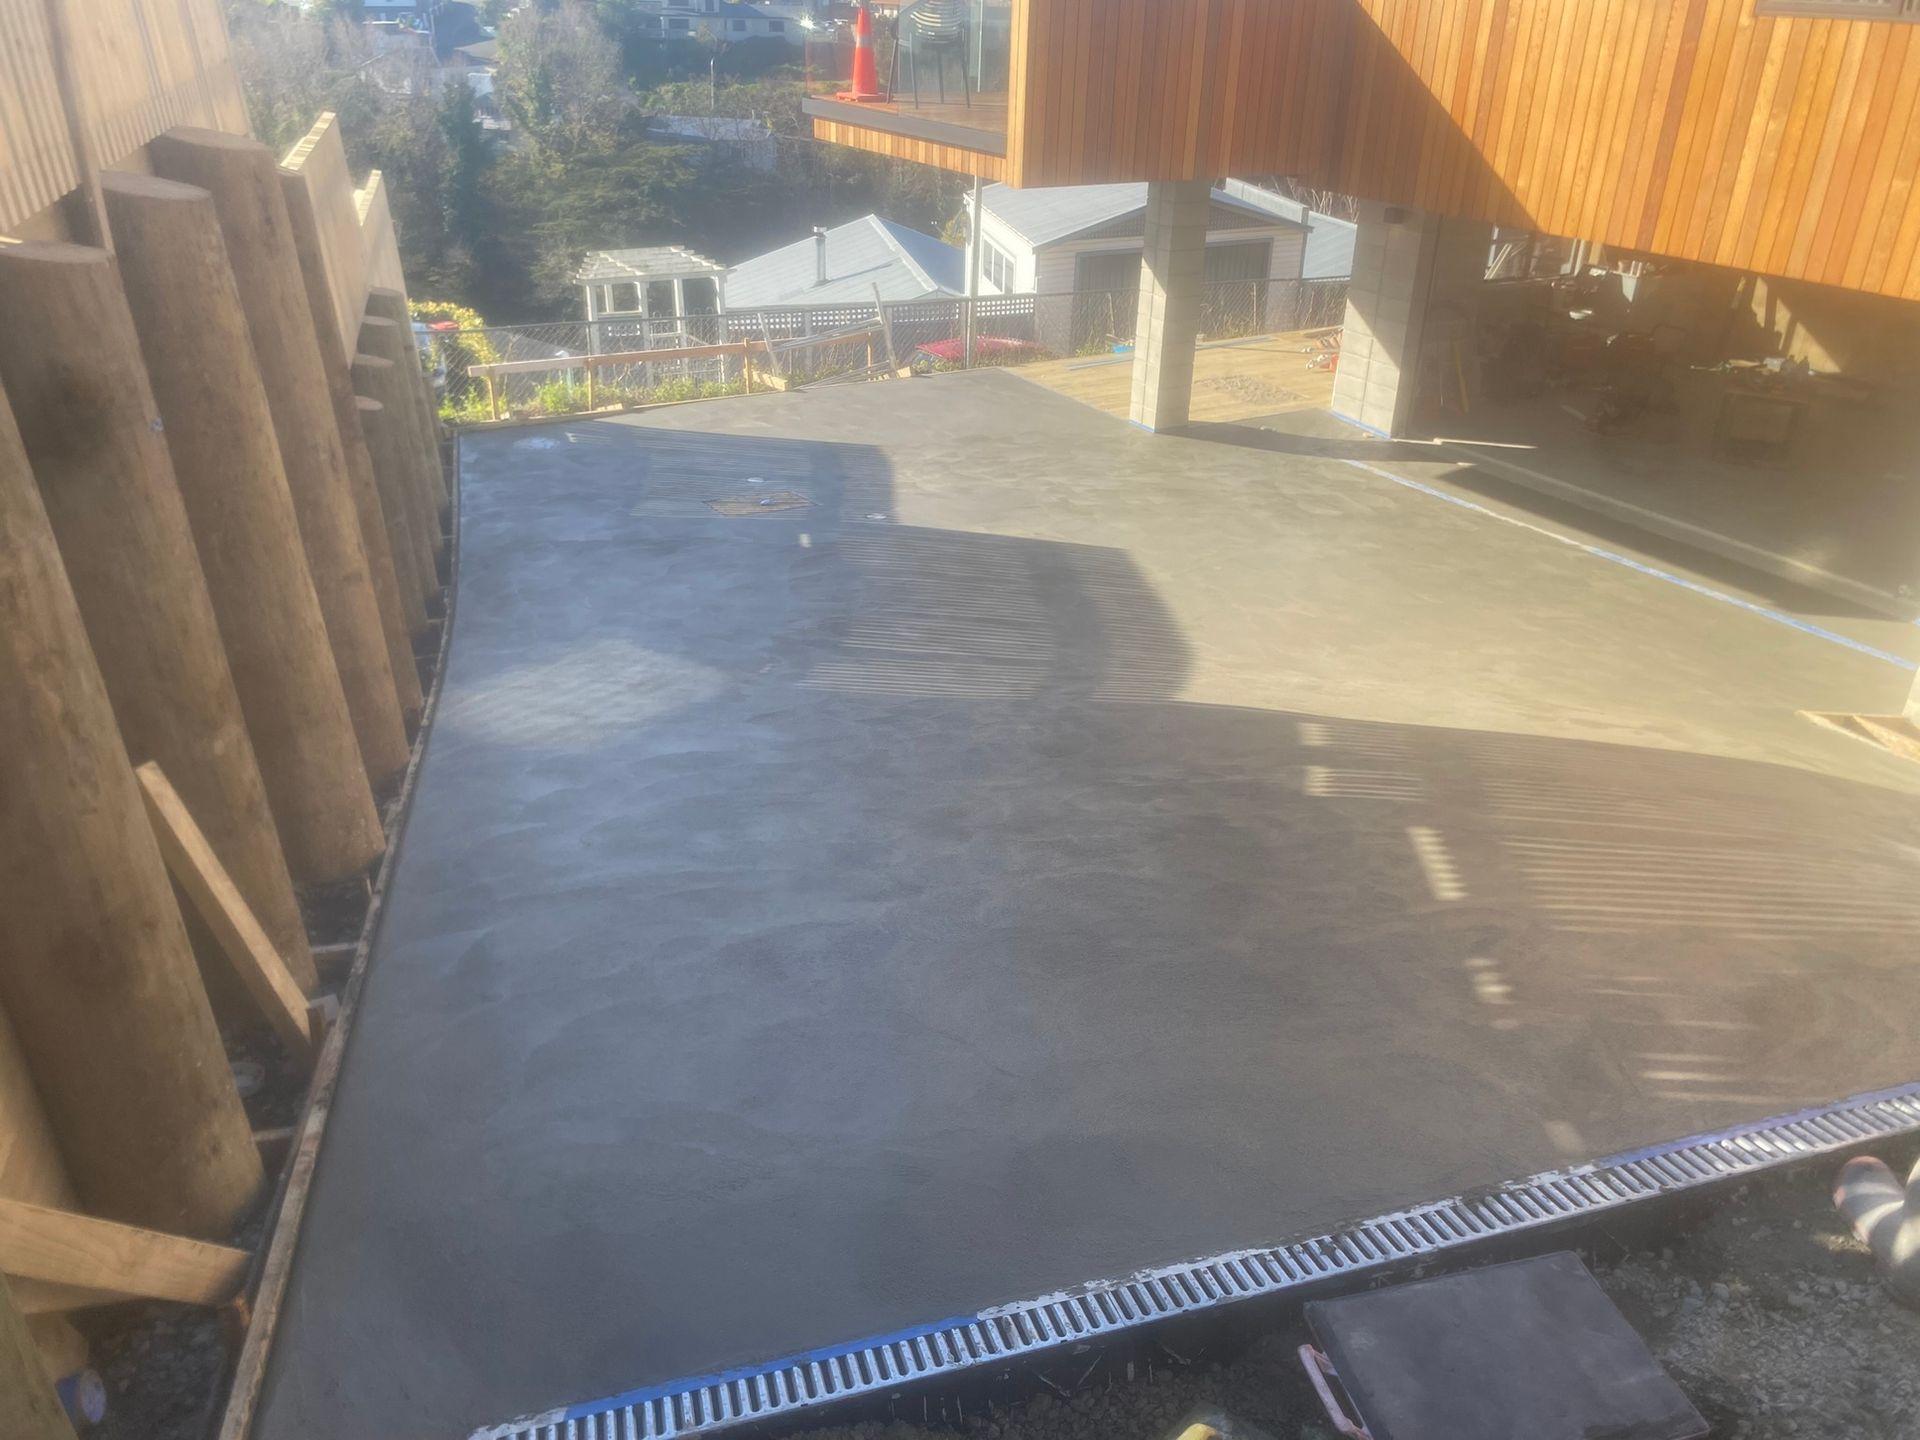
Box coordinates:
[767,18,785,30]
[982,240,1015,291]
[1756,0,1920,16]
[668,17,691,30]
[728,18,746,29]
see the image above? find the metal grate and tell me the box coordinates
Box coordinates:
[470,1081,1920,1440]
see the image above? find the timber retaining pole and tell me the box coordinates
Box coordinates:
[279,169,425,729]
[356,389,441,619]
[0,242,315,1027]
[360,308,449,523]
[357,396,432,637]
[0,386,263,1238]
[364,288,449,504]
[353,352,442,597]
[102,172,384,907]
[150,127,411,788]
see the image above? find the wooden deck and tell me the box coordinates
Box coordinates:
[1012,330,1337,426]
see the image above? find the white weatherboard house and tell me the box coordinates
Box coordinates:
[725,215,964,309]
[969,178,1355,351]
[575,218,961,334]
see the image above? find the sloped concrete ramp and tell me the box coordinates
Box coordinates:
[253,373,1920,1440]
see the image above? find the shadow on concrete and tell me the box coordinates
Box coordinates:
[258,413,1920,1440]
[1184,415,1915,629]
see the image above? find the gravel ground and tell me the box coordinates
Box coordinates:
[792,1151,1920,1440]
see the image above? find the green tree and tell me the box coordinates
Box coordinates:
[438,78,490,255]
[496,1,630,158]
[485,141,697,313]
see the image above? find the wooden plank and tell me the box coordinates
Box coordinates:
[1766,17,1849,276]
[1866,40,1920,291]
[1786,19,1870,278]
[1727,16,1813,270]
[135,762,316,1067]
[808,119,1006,181]
[1558,0,1618,238]
[1830,21,1915,287]
[0,1196,248,1308]
[1692,1,1775,262]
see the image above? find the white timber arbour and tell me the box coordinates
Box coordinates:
[576,246,731,350]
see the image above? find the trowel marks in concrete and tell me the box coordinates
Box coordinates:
[252,374,1920,1440]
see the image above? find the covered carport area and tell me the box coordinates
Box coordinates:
[1332,212,1920,617]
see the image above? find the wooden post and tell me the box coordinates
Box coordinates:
[486,373,500,422]
[366,287,449,492]
[353,352,442,597]
[356,398,431,637]
[0,1275,76,1440]
[0,240,318,1017]
[150,128,411,788]
[356,390,442,617]
[0,1005,89,1386]
[0,384,263,1237]
[101,171,383,905]
[359,314,449,528]
[277,169,426,730]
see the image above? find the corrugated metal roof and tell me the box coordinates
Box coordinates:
[1217,180,1358,280]
[725,215,964,308]
[982,180,1304,250]
[575,245,729,283]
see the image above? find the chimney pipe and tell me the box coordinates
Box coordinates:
[813,227,828,287]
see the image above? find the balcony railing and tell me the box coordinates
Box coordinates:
[801,0,1011,155]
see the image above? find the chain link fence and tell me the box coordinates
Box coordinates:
[428,278,1349,424]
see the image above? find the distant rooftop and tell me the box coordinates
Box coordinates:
[980,181,1299,250]
[1216,180,1359,281]
[645,115,776,144]
[725,215,963,309]
[574,245,728,285]
[979,178,1355,280]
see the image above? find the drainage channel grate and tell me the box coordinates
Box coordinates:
[471,1080,1920,1440]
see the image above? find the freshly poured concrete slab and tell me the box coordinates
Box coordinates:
[254,372,1920,1440]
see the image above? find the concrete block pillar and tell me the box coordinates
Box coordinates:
[1128,178,1213,433]
[1331,203,1493,439]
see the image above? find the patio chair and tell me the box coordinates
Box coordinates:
[889,0,971,108]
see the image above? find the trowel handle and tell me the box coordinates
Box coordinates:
[1298,1344,1373,1440]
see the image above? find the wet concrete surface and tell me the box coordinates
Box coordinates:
[253,371,1920,1440]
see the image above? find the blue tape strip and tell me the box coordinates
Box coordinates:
[1338,458,1917,673]
[560,1311,981,1421]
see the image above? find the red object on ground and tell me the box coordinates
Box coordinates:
[913,336,1043,365]
[836,3,885,101]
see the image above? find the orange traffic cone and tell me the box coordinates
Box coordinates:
[837,2,886,102]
